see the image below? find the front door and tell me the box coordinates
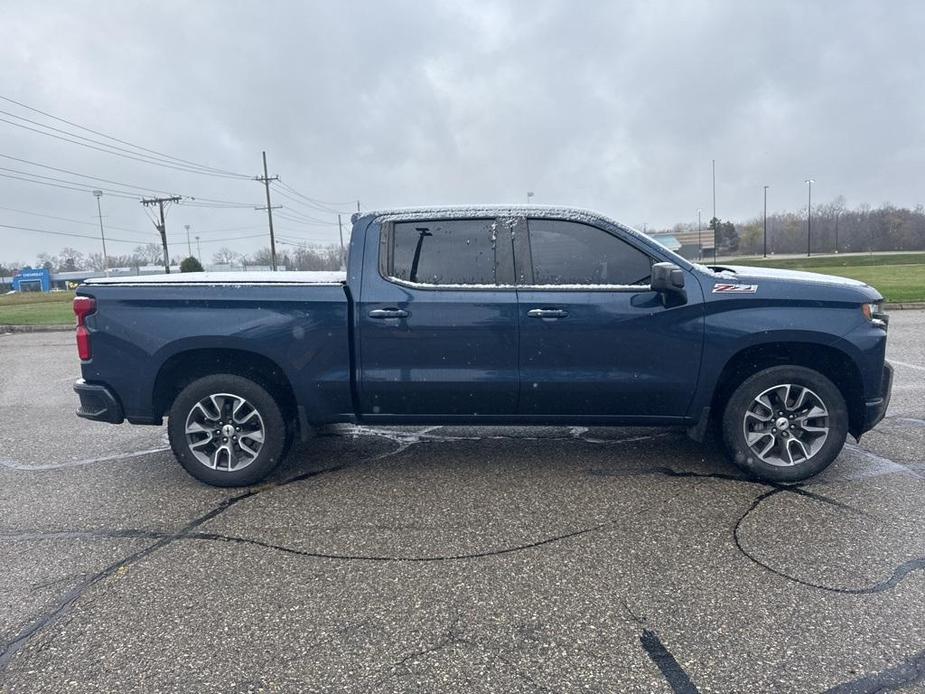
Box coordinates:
[357,217,519,417]
[515,217,704,418]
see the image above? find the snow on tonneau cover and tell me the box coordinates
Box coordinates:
[84,271,347,286]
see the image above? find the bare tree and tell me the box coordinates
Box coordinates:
[212,247,239,265]
[133,244,163,265]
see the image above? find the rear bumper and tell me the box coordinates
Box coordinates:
[74,379,124,424]
[862,361,893,432]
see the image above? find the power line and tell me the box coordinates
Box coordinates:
[0,95,251,178]
[0,205,151,237]
[0,171,139,199]
[275,211,340,227]
[0,166,143,198]
[0,115,248,180]
[0,153,261,209]
[0,222,149,245]
[275,179,355,212]
[0,152,182,196]
[189,225,266,235]
[272,182,351,217]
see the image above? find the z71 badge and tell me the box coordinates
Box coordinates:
[712,283,758,293]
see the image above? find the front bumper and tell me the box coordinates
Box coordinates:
[862,361,893,432]
[74,379,124,424]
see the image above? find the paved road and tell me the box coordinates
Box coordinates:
[0,316,923,693]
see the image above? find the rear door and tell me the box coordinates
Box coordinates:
[515,217,704,418]
[357,217,519,417]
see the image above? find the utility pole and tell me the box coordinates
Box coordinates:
[185,224,192,257]
[92,190,108,274]
[357,200,361,214]
[195,235,201,262]
[141,196,181,273]
[712,159,717,263]
[763,185,769,258]
[337,214,346,269]
[805,178,814,257]
[255,151,280,271]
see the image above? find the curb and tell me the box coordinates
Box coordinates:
[884,302,925,310]
[0,324,73,334]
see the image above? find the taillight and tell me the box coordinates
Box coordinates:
[73,296,96,360]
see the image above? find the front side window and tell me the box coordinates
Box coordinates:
[526,219,652,285]
[389,219,497,285]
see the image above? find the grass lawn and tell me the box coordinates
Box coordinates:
[0,291,75,325]
[730,253,925,303]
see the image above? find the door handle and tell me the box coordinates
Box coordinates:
[368,308,409,319]
[527,308,568,319]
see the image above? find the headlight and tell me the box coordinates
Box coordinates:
[862,302,888,329]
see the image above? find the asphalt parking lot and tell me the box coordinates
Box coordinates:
[1,315,923,693]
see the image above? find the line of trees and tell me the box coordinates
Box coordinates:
[660,200,925,256]
[211,246,343,271]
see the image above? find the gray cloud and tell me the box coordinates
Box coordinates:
[1,0,922,263]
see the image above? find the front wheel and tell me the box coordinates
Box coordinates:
[167,374,289,487]
[722,366,848,483]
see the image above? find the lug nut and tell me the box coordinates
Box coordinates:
[222,437,228,442]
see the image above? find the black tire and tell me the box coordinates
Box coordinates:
[721,365,848,483]
[167,374,289,487]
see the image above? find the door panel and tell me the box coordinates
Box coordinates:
[517,289,703,416]
[516,218,704,417]
[357,218,519,416]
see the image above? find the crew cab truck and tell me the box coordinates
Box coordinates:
[73,206,892,487]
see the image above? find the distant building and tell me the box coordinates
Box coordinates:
[650,229,715,261]
[11,268,52,292]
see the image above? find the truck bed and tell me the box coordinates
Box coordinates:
[76,273,352,425]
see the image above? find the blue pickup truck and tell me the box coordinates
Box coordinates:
[73,206,892,486]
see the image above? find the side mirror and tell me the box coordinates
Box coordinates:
[650,262,685,295]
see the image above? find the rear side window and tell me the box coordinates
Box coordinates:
[526,219,652,285]
[388,219,497,285]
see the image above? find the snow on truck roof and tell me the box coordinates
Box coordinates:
[363,205,692,268]
[84,271,346,286]
[365,204,629,227]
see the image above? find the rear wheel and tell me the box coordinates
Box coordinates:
[167,374,288,487]
[722,366,848,483]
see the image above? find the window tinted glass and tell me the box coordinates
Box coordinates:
[390,219,497,285]
[527,219,652,285]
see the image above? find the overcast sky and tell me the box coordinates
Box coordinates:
[1,0,922,264]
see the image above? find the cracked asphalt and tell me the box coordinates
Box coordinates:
[1,314,924,693]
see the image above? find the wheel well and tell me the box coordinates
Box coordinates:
[711,342,865,435]
[153,349,298,424]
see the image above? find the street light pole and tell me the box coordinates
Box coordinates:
[526,191,534,204]
[763,185,769,258]
[195,236,201,262]
[697,208,702,260]
[805,178,814,257]
[185,224,192,257]
[92,190,108,274]
[712,159,717,263]
[834,210,840,253]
